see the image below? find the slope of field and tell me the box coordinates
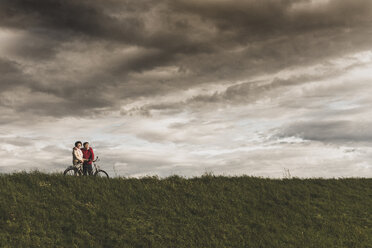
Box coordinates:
[0,172,371,247]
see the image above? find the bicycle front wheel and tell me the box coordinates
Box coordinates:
[94,169,109,178]
[64,166,81,176]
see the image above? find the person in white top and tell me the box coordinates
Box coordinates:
[72,141,85,166]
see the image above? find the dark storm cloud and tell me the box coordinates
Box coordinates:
[6,30,67,61]
[0,0,213,56]
[0,0,145,43]
[1,0,372,117]
[0,57,34,91]
[0,58,22,90]
[170,0,372,36]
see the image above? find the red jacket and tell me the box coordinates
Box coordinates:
[81,147,94,165]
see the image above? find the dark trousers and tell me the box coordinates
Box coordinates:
[83,163,93,176]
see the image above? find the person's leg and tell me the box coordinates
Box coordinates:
[83,164,88,176]
[87,164,93,175]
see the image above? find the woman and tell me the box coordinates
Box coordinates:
[72,141,84,166]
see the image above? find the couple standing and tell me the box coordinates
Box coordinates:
[72,141,95,175]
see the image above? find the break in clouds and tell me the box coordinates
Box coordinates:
[1,0,372,177]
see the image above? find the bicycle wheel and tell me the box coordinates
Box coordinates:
[64,166,81,176]
[94,169,109,178]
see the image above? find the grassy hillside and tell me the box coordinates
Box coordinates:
[0,172,371,248]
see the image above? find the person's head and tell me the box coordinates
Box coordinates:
[83,142,90,149]
[75,141,82,148]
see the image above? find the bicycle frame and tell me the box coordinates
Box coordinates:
[92,157,101,173]
[75,156,100,175]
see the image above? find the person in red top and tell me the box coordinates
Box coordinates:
[81,142,95,176]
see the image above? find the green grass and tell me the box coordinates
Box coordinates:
[0,172,371,248]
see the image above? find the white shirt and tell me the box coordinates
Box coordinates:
[72,147,83,165]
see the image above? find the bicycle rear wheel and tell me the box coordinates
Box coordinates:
[94,169,109,178]
[64,166,81,176]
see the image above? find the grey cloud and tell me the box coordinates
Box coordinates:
[278,120,372,143]
[2,0,372,178]
[171,0,372,36]
[121,70,342,116]
[0,0,145,43]
[0,58,31,91]
[6,30,66,61]
[0,0,212,57]
[0,137,35,147]
[110,49,175,76]
[1,0,372,119]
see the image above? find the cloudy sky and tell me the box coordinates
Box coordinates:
[1,0,372,178]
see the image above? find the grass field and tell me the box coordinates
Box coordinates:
[0,172,371,247]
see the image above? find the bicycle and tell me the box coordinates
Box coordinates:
[64,156,109,178]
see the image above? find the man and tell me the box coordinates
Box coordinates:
[72,141,84,166]
[81,142,94,176]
